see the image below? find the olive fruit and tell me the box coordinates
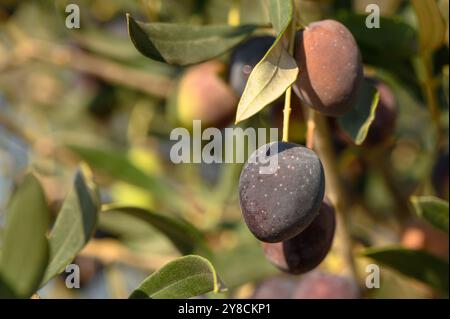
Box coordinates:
[363,79,397,146]
[176,60,237,129]
[228,36,275,96]
[401,218,449,260]
[251,276,299,299]
[292,271,360,299]
[238,142,325,242]
[262,199,335,274]
[294,19,363,116]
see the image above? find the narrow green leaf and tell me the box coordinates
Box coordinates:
[66,145,190,212]
[41,170,100,286]
[67,145,160,190]
[235,0,297,123]
[338,12,418,58]
[235,42,298,123]
[412,0,447,52]
[127,14,257,65]
[0,174,49,298]
[361,246,449,293]
[411,196,449,233]
[129,255,225,299]
[101,205,210,256]
[215,244,277,288]
[268,0,293,34]
[338,79,380,145]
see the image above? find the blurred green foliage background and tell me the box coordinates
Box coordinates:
[0,0,448,299]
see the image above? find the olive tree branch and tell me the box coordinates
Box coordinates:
[311,111,359,283]
[6,24,173,98]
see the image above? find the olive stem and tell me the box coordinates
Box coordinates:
[311,111,360,283]
[228,0,240,26]
[282,6,297,142]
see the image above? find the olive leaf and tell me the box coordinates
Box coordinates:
[362,246,449,293]
[127,14,257,65]
[412,0,447,52]
[235,0,298,123]
[215,244,277,288]
[411,196,449,233]
[338,12,418,58]
[268,0,293,34]
[129,255,225,299]
[0,174,50,298]
[66,144,187,212]
[338,79,380,145]
[100,205,211,256]
[41,170,100,286]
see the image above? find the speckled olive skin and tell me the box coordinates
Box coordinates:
[238,142,325,243]
[228,36,275,97]
[294,20,363,116]
[262,199,335,274]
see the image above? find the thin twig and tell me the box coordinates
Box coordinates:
[6,25,173,98]
[361,147,411,221]
[79,238,177,271]
[282,4,297,142]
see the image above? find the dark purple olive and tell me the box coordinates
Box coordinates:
[239,142,325,242]
[263,199,335,274]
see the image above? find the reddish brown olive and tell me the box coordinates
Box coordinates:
[294,19,363,116]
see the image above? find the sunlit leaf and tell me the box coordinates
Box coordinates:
[0,174,49,298]
[268,0,293,34]
[411,196,449,233]
[41,170,100,286]
[338,79,380,145]
[129,255,225,299]
[127,14,257,65]
[362,246,449,293]
[235,0,297,123]
[215,244,277,288]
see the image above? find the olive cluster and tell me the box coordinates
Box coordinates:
[235,20,365,274]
